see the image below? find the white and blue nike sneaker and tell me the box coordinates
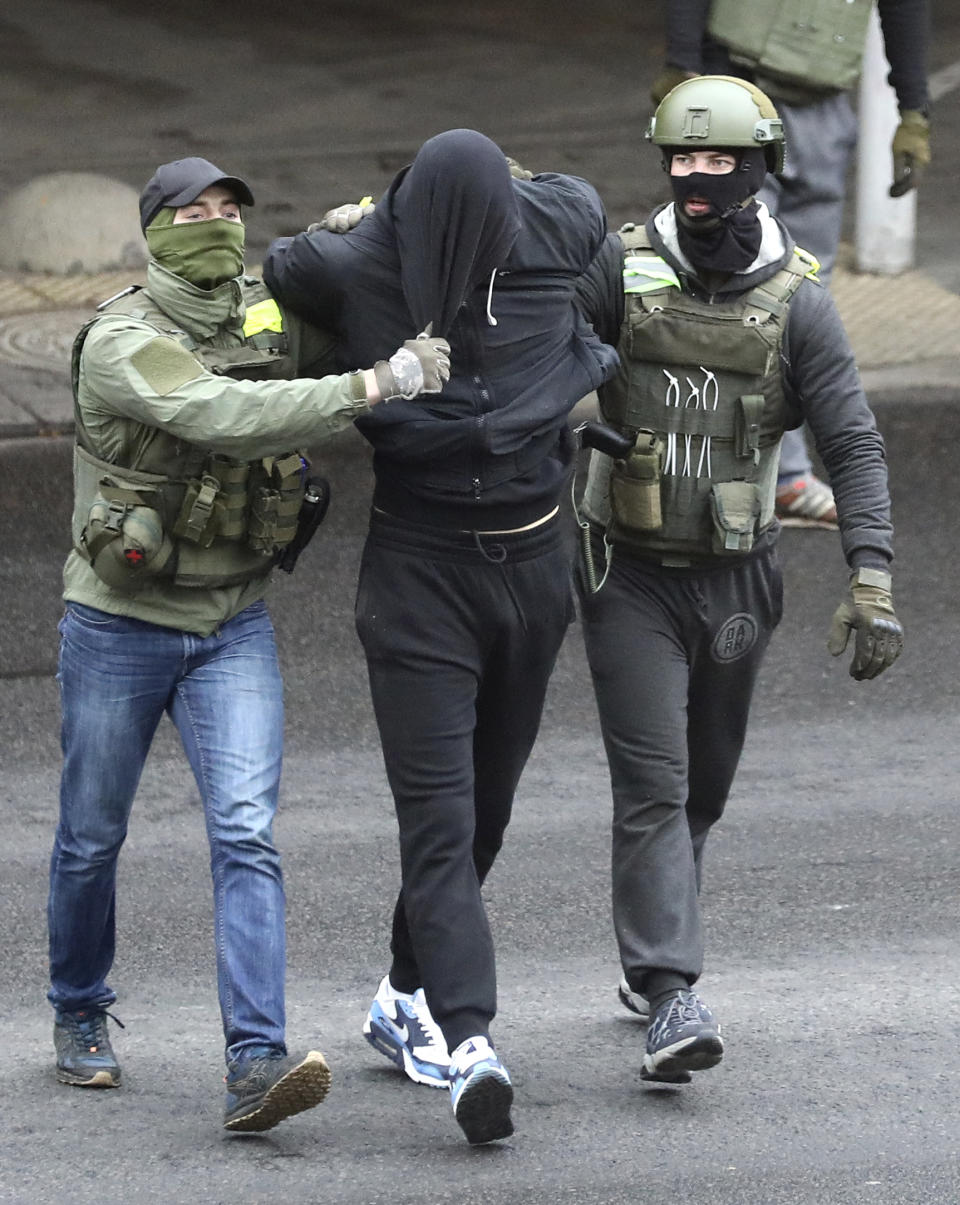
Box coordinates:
[642,989,723,1083]
[362,975,450,1089]
[617,973,650,1021]
[448,1035,514,1145]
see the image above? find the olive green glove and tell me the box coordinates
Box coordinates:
[827,567,903,681]
[889,110,930,197]
[307,198,375,234]
[650,66,699,107]
[373,332,451,401]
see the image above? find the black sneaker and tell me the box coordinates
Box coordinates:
[641,990,723,1083]
[223,1050,331,1133]
[54,1007,123,1088]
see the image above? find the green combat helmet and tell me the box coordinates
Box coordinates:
[647,74,785,173]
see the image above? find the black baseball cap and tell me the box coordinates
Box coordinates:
[139,157,255,230]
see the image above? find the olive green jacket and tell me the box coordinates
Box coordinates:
[63,261,369,635]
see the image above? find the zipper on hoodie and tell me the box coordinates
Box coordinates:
[472,412,488,501]
[465,300,496,503]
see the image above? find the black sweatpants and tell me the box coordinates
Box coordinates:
[355,509,575,1050]
[578,540,783,994]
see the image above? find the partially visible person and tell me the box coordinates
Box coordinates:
[574,77,902,1083]
[651,0,931,529]
[48,157,449,1133]
[264,129,619,1145]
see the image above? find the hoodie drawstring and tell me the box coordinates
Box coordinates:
[485,269,498,327]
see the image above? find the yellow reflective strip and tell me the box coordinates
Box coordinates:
[243,299,284,337]
[623,254,680,293]
[793,245,821,280]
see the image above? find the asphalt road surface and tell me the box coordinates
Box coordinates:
[4,395,960,1205]
[2,2,959,1202]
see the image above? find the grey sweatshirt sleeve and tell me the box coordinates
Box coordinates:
[782,281,893,571]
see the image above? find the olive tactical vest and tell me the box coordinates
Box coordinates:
[708,0,873,93]
[70,280,307,591]
[582,225,818,564]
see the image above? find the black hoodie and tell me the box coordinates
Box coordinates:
[264,129,619,528]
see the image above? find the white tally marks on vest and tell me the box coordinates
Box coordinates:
[662,367,718,479]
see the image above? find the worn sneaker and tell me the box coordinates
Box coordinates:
[54,1007,123,1088]
[617,974,650,1021]
[363,974,450,1089]
[449,1036,514,1145]
[223,1050,330,1132]
[775,473,838,528]
[642,990,723,1083]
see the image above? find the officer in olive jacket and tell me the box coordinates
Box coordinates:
[48,157,449,1133]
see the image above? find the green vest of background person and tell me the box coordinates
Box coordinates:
[708,0,874,94]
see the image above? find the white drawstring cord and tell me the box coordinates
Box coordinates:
[485,269,498,326]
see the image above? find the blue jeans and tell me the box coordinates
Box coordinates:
[48,600,287,1066]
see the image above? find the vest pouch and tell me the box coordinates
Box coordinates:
[172,473,222,547]
[247,487,282,554]
[261,452,307,551]
[709,481,761,555]
[206,457,251,541]
[609,431,664,532]
[83,499,175,592]
[735,395,764,464]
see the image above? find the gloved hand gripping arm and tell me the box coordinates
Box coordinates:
[307,198,376,233]
[827,567,903,680]
[371,330,451,402]
[293,200,451,404]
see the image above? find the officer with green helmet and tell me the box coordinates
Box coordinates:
[651,0,931,528]
[574,76,902,1083]
[48,157,450,1131]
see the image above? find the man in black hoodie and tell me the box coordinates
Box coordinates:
[264,128,618,1145]
[574,76,902,1086]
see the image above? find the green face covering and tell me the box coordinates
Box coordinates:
[145,208,245,290]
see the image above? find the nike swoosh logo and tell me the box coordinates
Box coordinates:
[394,1023,409,1043]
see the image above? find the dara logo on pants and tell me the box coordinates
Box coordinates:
[711,612,758,663]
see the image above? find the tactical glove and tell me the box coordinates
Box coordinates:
[650,67,700,107]
[373,332,451,401]
[307,199,375,234]
[827,567,903,681]
[889,110,930,197]
[505,156,534,181]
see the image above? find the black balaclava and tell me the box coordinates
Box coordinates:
[392,129,521,338]
[667,148,768,274]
